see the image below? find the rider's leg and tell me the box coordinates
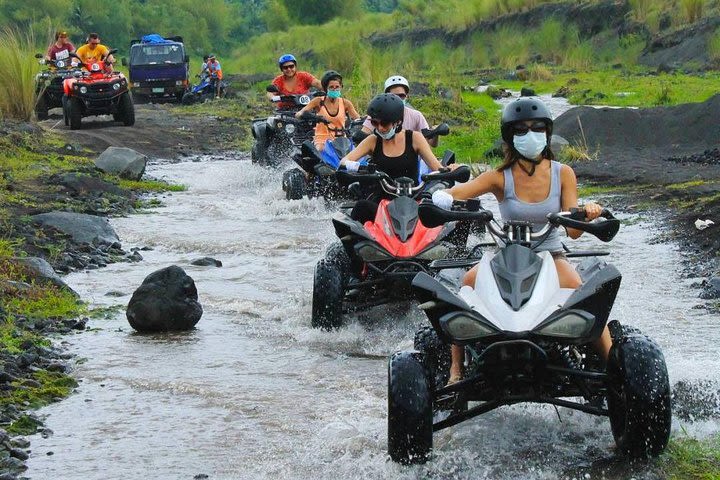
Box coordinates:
[555,257,611,360]
[449,265,480,383]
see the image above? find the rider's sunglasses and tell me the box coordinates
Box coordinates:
[395,93,407,99]
[281,63,296,70]
[90,41,100,45]
[369,118,392,128]
[513,121,547,136]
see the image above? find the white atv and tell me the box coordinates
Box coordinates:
[387,199,671,464]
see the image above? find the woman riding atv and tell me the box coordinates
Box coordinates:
[267,54,322,110]
[432,96,611,385]
[294,70,361,162]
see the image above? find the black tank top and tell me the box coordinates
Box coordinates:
[373,130,418,182]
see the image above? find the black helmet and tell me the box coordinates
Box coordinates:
[321,70,342,91]
[500,96,553,145]
[366,93,404,124]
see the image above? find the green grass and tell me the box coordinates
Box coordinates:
[709,27,720,62]
[116,178,187,193]
[0,28,40,121]
[3,285,85,320]
[662,435,720,479]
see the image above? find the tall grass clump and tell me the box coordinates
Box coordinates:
[0,28,40,121]
[535,18,564,63]
[681,0,704,23]
[629,0,652,21]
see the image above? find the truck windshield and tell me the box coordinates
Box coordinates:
[131,44,184,65]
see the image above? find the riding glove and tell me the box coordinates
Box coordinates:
[344,161,361,172]
[432,190,454,210]
[271,95,281,102]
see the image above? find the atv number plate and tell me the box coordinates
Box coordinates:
[152,88,164,93]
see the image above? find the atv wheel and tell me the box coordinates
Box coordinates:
[607,325,671,458]
[251,139,266,165]
[388,351,433,464]
[68,97,83,130]
[311,257,345,330]
[62,96,69,126]
[118,92,135,126]
[181,92,196,105]
[35,95,49,120]
[282,168,306,200]
[414,326,451,391]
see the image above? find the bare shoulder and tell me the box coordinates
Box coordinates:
[559,163,577,180]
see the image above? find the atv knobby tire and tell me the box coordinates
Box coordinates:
[68,97,83,130]
[282,168,306,200]
[181,92,196,105]
[311,259,344,330]
[414,326,451,391]
[251,139,266,165]
[607,325,671,458]
[118,92,135,126]
[388,351,433,464]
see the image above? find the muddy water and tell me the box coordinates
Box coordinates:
[26,153,719,479]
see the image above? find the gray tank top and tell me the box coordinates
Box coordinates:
[498,161,563,252]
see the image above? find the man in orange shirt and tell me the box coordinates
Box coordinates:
[267,54,321,110]
[75,33,114,68]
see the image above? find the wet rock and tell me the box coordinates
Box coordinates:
[105,290,125,297]
[699,277,720,299]
[520,87,536,97]
[32,211,120,247]
[127,251,143,263]
[95,146,147,180]
[550,135,570,153]
[53,172,127,198]
[9,448,28,461]
[11,257,78,297]
[126,265,203,332]
[9,438,29,449]
[191,257,222,267]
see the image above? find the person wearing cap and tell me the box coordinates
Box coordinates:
[206,54,223,98]
[45,31,76,65]
[294,70,361,166]
[267,54,321,109]
[75,33,114,66]
[360,75,439,147]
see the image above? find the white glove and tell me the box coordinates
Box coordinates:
[271,95,281,102]
[344,160,360,172]
[432,190,454,210]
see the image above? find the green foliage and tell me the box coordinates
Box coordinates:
[3,284,85,320]
[6,414,43,435]
[629,0,652,21]
[661,434,720,479]
[0,28,40,121]
[281,0,363,25]
[709,27,720,62]
[116,178,187,192]
[681,0,705,23]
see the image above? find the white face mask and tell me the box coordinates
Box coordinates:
[374,126,397,140]
[513,131,547,160]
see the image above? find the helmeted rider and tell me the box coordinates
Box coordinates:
[200,54,210,81]
[431,96,609,385]
[267,54,322,110]
[360,75,439,147]
[294,70,361,168]
[45,30,76,67]
[206,54,223,98]
[75,33,114,70]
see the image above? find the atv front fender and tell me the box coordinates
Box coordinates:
[251,120,273,144]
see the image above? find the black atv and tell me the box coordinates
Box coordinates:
[250,85,323,166]
[387,201,671,464]
[33,53,81,120]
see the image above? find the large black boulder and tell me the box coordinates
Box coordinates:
[126,266,202,332]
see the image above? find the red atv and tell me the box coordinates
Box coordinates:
[63,49,134,130]
[311,155,473,330]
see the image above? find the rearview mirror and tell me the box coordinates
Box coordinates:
[266,84,279,93]
[34,53,43,59]
[108,48,118,55]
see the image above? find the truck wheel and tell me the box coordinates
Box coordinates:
[388,351,433,464]
[35,95,49,120]
[68,97,82,130]
[118,92,135,126]
[181,92,196,105]
[607,328,671,458]
[282,168,306,200]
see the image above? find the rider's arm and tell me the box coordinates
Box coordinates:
[413,132,442,171]
[448,169,503,201]
[310,75,322,90]
[295,97,320,118]
[560,164,602,239]
[344,99,361,120]
[340,135,375,166]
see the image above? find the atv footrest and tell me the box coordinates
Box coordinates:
[428,258,481,270]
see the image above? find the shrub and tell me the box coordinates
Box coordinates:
[709,27,720,62]
[528,64,553,81]
[0,28,40,121]
[681,0,704,23]
[629,0,652,21]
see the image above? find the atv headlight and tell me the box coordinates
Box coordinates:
[534,310,595,339]
[356,244,392,262]
[113,83,120,90]
[417,244,450,261]
[440,311,498,342]
[133,82,140,87]
[79,86,87,94]
[285,123,296,134]
[176,80,184,86]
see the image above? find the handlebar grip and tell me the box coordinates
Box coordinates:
[548,209,619,242]
[418,200,493,228]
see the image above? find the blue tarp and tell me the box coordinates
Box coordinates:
[141,34,170,44]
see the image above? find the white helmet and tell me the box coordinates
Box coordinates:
[384,75,409,93]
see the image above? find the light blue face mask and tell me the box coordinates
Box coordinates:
[327,90,342,99]
[374,126,397,140]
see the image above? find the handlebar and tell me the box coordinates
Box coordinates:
[337,164,471,197]
[421,122,450,139]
